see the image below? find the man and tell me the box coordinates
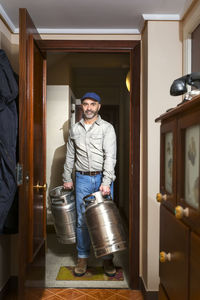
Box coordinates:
[63,92,117,277]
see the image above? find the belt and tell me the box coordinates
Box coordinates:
[77,171,102,176]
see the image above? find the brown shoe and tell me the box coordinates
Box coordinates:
[103,259,116,277]
[74,258,87,276]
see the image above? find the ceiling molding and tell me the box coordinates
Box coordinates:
[14,28,140,35]
[142,14,181,21]
[0,5,184,36]
[0,4,16,33]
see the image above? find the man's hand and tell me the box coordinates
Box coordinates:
[99,184,110,196]
[63,182,73,190]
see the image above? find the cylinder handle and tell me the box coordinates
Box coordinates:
[175,206,189,219]
[33,182,47,191]
[160,251,171,263]
[156,193,167,203]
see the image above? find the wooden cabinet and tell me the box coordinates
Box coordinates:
[156,95,200,300]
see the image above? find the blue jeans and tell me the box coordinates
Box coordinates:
[75,172,113,259]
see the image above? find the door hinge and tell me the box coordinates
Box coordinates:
[16,163,23,186]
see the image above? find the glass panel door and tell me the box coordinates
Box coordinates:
[185,125,200,209]
[165,132,173,194]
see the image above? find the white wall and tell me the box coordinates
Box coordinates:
[141,21,183,291]
[46,85,75,223]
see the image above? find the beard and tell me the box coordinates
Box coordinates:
[83,109,98,119]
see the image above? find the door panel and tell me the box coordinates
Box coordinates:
[160,205,189,300]
[160,119,177,211]
[190,232,200,300]
[32,38,47,258]
[177,111,200,235]
[19,8,46,297]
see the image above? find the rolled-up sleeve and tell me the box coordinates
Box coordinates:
[62,130,75,183]
[102,124,117,186]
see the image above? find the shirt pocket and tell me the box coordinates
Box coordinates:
[71,134,82,147]
[90,134,103,149]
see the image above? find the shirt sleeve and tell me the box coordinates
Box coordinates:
[101,124,117,186]
[62,130,75,183]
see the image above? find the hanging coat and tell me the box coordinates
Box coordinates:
[0,49,18,233]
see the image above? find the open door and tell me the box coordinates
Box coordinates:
[18,8,46,298]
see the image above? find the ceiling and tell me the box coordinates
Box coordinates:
[0,0,193,34]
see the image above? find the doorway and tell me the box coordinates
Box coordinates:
[45,52,130,288]
[19,14,140,292]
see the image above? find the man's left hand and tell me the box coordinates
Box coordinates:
[99,184,110,196]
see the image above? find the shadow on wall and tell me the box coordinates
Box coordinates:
[48,120,69,208]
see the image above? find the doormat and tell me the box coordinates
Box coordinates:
[56,266,124,281]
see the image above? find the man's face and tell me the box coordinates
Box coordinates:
[81,98,101,119]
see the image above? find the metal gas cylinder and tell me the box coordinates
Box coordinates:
[49,186,76,244]
[83,191,127,258]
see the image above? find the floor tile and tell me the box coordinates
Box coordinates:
[54,289,89,299]
[115,289,143,299]
[79,289,115,299]
[5,288,143,300]
[41,296,64,300]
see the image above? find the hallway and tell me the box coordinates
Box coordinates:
[5,287,144,299]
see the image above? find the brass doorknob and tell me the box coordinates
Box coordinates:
[175,206,189,219]
[33,182,47,191]
[160,251,171,263]
[156,193,167,203]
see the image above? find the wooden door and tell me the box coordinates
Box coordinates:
[18,8,46,298]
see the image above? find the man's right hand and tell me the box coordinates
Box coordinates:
[63,182,73,190]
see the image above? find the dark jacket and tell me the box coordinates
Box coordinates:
[0,49,18,233]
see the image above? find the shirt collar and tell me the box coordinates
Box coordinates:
[79,115,101,127]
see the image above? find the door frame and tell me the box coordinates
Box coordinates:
[38,39,140,289]
[18,8,47,296]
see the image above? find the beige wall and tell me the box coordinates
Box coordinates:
[46,85,74,223]
[141,20,183,291]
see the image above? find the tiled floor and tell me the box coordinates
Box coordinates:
[5,288,144,300]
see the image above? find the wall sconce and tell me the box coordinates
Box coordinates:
[126,71,130,92]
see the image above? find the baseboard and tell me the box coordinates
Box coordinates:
[139,277,158,300]
[0,276,18,300]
